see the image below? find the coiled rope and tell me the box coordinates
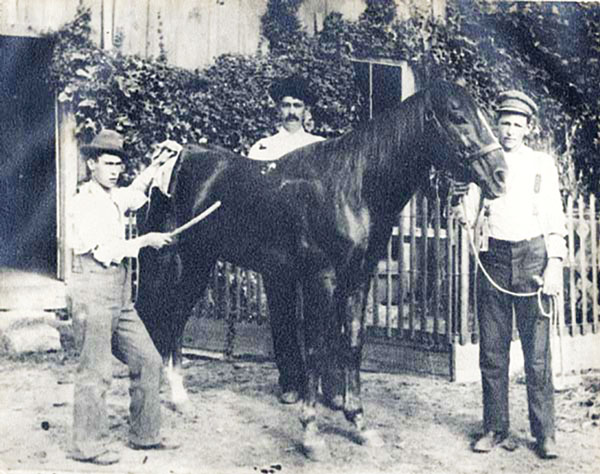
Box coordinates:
[459,200,556,317]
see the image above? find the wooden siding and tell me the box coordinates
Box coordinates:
[0,0,444,69]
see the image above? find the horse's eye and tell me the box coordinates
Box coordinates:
[449,99,461,110]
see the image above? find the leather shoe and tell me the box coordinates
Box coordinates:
[537,437,558,459]
[128,439,180,451]
[72,450,120,465]
[472,431,508,453]
[280,390,300,404]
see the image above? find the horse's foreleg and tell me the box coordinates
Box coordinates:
[322,307,344,410]
[164,311,192,408]
[342,285,384,448]
[300,268,336,461]
[164,253,216,412]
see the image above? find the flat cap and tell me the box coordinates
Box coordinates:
[497,90,538,117]
[269,74,316,106]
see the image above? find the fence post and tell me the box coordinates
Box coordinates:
[397,209,407,339]
[446,195,454,345]
[578,196,588,335]
[420,194,429,339]
[567,196,576,336]
[591,194,598,333]
[409,196,417,339]
[432,193,441,343]
[459,226,470,345]
[386,236,393,338]
[235,266,242,320]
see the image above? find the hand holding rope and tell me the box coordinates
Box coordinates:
[458,199,558,317]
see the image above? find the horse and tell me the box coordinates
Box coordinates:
[135,80,507,460]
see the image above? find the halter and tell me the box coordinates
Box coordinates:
[423,90,503,172]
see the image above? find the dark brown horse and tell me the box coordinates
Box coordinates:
[136,81,507,459]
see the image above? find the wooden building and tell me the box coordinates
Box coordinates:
[5,1,597,381]
[0,0,424,282]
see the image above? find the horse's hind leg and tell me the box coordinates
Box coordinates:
[341,284,384,448]
[300,267,337,461]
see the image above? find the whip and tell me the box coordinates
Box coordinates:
[169,201,222,237]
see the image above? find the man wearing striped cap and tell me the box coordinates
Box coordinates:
[455,90,566,459]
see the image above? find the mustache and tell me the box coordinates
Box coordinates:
[285,114,300,121]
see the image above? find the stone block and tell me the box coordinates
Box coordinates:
[0,311,62,354]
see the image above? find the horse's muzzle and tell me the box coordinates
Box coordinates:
[491,168,507,196]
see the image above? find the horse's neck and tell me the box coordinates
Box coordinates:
[361,104,431,216]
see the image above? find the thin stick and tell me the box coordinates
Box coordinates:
[170,201,221,237]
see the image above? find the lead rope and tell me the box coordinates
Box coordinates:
[459,199,556,317]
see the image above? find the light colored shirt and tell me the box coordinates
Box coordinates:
[68,165,157,266]
[460,145,567,259]
[248,127,325,161]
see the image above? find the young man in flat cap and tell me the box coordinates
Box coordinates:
[454,90,566,459]
[67,129,179,465]
[248,74,325,405]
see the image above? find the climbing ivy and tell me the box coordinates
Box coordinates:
[49,1,600,196]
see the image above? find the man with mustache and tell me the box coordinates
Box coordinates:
[248,74,324,162]
[248,74,324,405]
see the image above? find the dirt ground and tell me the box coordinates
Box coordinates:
[0,347,599,474]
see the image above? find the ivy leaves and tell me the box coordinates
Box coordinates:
[48,2,600,196]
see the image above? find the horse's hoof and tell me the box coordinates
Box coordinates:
[323,394,344,411]
[356,429,384,448]
[302,432,331,462]
[302,437,331,462]
[165,399,194,416]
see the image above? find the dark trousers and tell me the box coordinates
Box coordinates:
[477,236,555,441]
[266,279,305,394]
[270,305,305,393]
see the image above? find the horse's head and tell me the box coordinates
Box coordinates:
[425,81,507,199]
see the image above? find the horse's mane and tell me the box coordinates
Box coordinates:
[284,89,428,209]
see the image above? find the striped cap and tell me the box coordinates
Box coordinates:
[497,90,538,117]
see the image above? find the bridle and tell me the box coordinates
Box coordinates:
[423,90,503,177]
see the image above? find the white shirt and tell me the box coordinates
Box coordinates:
[68,165,156,266]
[460,145,567,259]
[248,127,325,161]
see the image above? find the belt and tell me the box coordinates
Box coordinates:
[73,253,125,272]
[488,235,544,249]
